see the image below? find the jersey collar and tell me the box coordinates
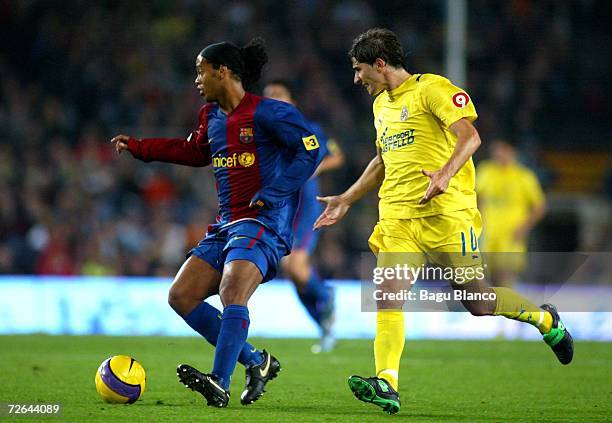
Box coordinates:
[386,74,419,101]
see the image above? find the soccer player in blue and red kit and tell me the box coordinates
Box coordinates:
[111,38,321,408]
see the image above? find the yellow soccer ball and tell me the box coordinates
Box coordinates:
[95,355,146,404]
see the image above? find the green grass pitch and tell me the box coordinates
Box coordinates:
[0,336,609,422]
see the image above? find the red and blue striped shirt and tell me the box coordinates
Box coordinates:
[127,92,320,249]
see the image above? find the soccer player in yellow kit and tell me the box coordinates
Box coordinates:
[314,28,573,415]
[477,139,546,286]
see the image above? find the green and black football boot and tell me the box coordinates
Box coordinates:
[348,375,400,415]
[541,303,574,365]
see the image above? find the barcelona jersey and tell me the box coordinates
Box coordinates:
[128,92,320,251]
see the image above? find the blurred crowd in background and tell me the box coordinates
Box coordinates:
[0,0,610,278]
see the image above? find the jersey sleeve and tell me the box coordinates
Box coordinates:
[253,100,319,206]
[421,76,478,128]
[127,105,211,167]
[310,122,330,165]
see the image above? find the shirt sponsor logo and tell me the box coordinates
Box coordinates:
[238,152,255,167]
[452,92,470,108]
[380,128,415,152]
[213,152,256,168]
[239,127,254,144]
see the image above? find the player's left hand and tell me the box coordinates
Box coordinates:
[419,168,451,204]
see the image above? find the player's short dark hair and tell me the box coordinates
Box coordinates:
[348,28,407,69]
[200,37,268,90]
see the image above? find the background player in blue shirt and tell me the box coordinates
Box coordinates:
[263,80,345,353]
[111,38,320,408]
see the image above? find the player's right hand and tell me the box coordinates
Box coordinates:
[313,195,350,229]
[110,134,131,154]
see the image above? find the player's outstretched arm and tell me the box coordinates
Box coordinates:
[313,148,384,229]
[109,132,211,167]
[420,118,481,204]
[110,105,212,167]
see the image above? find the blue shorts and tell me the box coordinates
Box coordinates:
[292,178,322,255]
[189,220,288,283]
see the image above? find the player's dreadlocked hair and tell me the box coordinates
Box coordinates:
[239,37,268,89]
[348,28,407,69]
[200,37,268,90]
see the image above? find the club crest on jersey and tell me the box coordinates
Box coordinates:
[400,105,409,121]
[239,127,254,144]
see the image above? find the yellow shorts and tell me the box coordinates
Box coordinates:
[368,208,483,270]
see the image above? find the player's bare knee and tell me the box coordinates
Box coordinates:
[454,280,496,316]
[167,287,189,315]
[219,260,262,306]
[288,252,310,283]
[288,267,309,289]
[463,300,494,316]
[465,303,486,316]
[167,281,203,315]
[219,282,248,306]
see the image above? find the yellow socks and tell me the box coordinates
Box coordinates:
[492,287,553,334]
[372,289,552,393]
[374,310,405,391]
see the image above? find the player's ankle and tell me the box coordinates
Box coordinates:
[538,311,553,334]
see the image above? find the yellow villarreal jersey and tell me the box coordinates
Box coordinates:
[476,161,545,232]
[373,73,479,219]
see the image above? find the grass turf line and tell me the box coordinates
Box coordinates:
[0,336,609,422]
